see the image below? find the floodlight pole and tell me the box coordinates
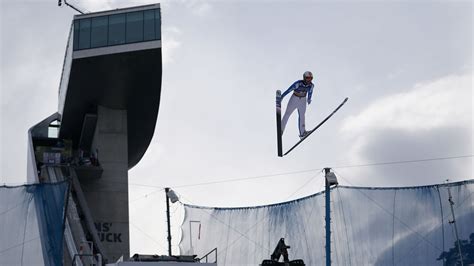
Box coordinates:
[165,187,172,256]
[324,168,331,266]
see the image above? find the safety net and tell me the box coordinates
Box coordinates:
[180,180,474,265]
[0,181,69,266]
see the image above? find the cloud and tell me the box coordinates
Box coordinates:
[174,0,213,17]
[161,26,182,65]
[337,72,472,186]
[191,2,212,16]
[342,72,472,134]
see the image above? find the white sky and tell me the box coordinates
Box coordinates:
[1,0,472,257]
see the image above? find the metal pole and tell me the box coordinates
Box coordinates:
[276,90,283,157]
[189,220,201,254]
[165,188,172,256]
[324,168,331,266]
[447,184,464,266]
[58,0,85,14]
[189,221,193,254]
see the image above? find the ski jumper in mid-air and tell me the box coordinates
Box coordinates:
[280,71,314,139]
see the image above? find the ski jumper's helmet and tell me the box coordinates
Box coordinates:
[303,71,313,80]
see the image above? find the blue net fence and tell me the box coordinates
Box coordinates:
[180,180,474,265]
[0,181,69,266]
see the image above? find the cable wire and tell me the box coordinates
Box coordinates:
[176,191,273,256]
[124,154,473,205]
[336,186,353,266]
[130,222,168,251]
[177,171,325,261]
[0,236,40,255]
[333,155,473,169]
[136,154,473,191]
[214,172,324,257]
[172,168,324,189]
[333,170,443,253]
[394,184,473,265]
[129,188,165,203]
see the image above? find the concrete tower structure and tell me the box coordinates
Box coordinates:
[27,4,163,264]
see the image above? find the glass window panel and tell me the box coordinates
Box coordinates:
[78,19,91,50]
[155,9,161,40]
[108,14,126,45]
[143,10,155,41]
[126,11,144,43]
[91,16,108,48]
[48,127,58,138]
[73,20,80,50]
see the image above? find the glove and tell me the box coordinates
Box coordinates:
[307,99,312,105]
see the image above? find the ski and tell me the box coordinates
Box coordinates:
[276,90,283,157]
[283,97,349,156]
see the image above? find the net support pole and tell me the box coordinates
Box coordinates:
[324,168,332,266]
[165,187,172,256]
[447,184,464,266]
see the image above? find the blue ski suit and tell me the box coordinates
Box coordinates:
[281,80,314,136]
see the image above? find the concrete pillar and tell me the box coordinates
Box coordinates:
[81,105,130,262]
